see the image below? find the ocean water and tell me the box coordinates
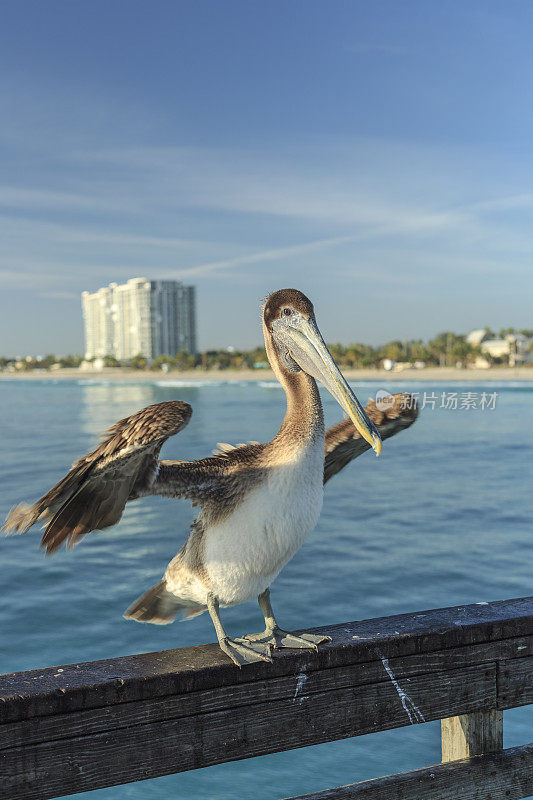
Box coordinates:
[1,378,532,799]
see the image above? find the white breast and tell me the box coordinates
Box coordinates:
[201,437,325,606]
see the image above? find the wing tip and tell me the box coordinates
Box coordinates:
[2,502,40,536]
[365,392,419,426]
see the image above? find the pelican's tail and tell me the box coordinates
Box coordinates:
[124,581,204,625]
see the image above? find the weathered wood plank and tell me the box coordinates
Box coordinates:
[0,664,495,800]
[3,636,529,752]
[441,710,503,761]
[281,742,533,800]
[499,655,533,709]
[1,596,531,724]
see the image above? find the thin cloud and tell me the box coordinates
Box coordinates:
[173,187,533,280]
[179,210,470,278]
[2,139,533,303]
[0,186,135,215]
[176,235,358,277]
[464,192,533,214]
[0,217,209,249]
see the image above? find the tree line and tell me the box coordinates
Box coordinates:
[3,328,533,371]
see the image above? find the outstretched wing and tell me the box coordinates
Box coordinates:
[3,401,192,554]
[149,394,419,499]
[4,392,418,553]
[324,392,418,484]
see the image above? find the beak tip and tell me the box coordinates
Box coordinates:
[372,433,382,457]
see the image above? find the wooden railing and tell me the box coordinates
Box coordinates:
[1,596,531,800]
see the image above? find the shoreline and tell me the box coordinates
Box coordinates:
[1,366,533,383]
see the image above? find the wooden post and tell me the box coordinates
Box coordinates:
[441,710,503,762]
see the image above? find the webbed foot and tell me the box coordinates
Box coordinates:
[244,627,331,651]
[219,636,273,667]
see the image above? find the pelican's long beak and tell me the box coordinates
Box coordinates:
[277,315,382,455]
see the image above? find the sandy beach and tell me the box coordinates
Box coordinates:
[2,366,533,383]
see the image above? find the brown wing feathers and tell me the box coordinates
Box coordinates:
[4,392,418,554]
[3,401,192,554]
[324,392,418,484]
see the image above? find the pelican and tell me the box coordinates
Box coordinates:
[4,289,418,666]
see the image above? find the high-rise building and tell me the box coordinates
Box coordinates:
[150,280,197,358]
[82,278,196,360]
[81,286,114,359]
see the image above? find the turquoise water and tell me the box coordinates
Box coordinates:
[1,378,532,799]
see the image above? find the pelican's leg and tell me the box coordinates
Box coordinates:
[244,588,332,650]
[206,593,272,668]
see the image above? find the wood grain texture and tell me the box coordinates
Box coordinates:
[281,743,533,800]
[2,636,530,752]
[499,655,533,709]
[441,711,503,761]
[0,665,495,800]
[0,597,531,800]
[1,596,531,724]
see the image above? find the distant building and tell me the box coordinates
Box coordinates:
[466,328,532,366]
[466,328,489,347]
[82,278,196,361]
[481,334,531,366]
[81,286,114,359]
[150,279,196,358]
[480,338,510,360]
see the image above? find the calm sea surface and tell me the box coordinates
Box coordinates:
[1,378,532,799]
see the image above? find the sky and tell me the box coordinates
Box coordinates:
[1,0,533,354]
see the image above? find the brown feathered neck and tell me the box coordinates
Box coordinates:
[262,319,324,448]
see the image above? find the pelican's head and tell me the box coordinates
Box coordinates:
[263,289,382,455]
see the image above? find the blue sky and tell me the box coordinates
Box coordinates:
[1,0,533,354]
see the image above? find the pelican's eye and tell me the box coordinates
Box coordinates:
[282,306,293,317]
